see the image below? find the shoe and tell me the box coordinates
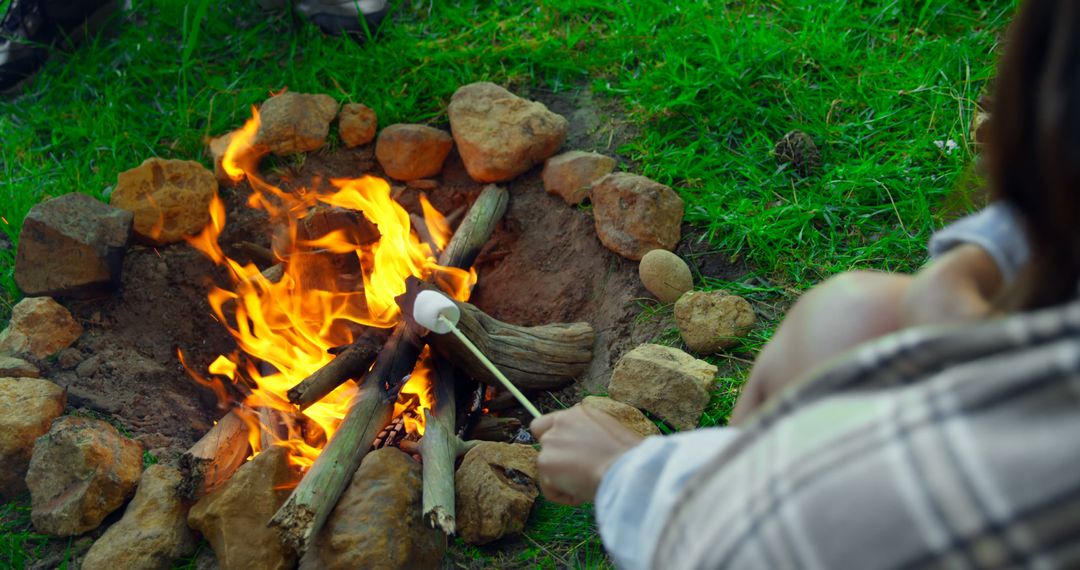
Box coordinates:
[295,0,389,40]
[0,0,121,93]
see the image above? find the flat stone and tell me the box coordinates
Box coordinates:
[110,158,217,245]
[301,448,445,570]
[448,82,567,182]
[456,442,539,545]
[0,355,40,378]
[187,446,297,570]
[608,344,717,430]
[674,291,756,353]
[374,124,454,181]
[254,91,339,156]
[0,377,66,500]
[580,396,661,438]
[82,464,197,570]
[28,416,143,536]
[591,173,684,260]
[542,150,617,205]
[339,103,377,148]
[0,297,83,360]
[14,193,132,298]
[638,249,693,303]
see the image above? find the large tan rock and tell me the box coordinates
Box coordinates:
[456,442,539,545]
[638,249,693,303]
[448,82,567,182]
[374,124,454,181]
[339,103,378,148]
[27,416,143,536]
[187,446,297,570]
[254,91,339,156]
[82,465,197,570]
[301,448,445,570]
[0,377,65,499]
[0,297,83,360]
[608,344,717,431]
[542,150,616,205]
[0,355,40,378]
[591,173,684,260]
[14,193,132,298]
[111,158,218,245]
[580,396,660,438]
[674,291,756,353]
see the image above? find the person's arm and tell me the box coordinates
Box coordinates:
[532,407,741,570]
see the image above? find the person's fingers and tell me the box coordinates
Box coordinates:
[729,380,761,425]
[530,411,558,438]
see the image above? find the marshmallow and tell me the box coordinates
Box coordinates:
[413,290,461,334]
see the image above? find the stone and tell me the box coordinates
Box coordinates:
[374,124,454,181]
[542,150,617,205]
[187,446,297,570]
[580,396,661,438]
[111,158,218,245]
[0,355,39,378]
[456,442,539,545]
[638,249,693,303]
[448,82,568,182]
[773,130,821,176]
[27,416,143,536]
[608,344,717,431]
[254,91,339,156]
[81,464,197,570]
[674,290,756,353]
[338,103,377,148]
[207,130,238,185]
[0,377,65,499]
[0,297,83,360]
[301,448,444,570]
[591,173,684,260]
[14,193,132,298]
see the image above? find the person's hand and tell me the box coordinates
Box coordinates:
[899,243,1003,328]
[531,406,643,505]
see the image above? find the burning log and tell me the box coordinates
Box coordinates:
[178,410,251,501]
[420,299,595,391]
[269,184,509,553]
[419,357,467,533]
[234,240,277,267]
[286,335,382,410]
[469,415,523,441]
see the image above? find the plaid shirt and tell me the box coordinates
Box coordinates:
[604,299,1080,569]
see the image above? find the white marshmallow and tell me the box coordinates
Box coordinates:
[413,290,461,334]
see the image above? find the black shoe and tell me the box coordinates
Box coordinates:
[0,0,121,93]
[295,0,389,41]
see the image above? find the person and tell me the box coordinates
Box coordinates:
[0,0,389,92]
[533,0,1080,567]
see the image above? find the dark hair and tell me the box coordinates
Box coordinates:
[989,0,1080,309]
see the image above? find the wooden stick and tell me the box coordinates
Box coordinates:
[469,415,523,442]
[420,356,460,533]
[286,339,381,410]
[269,185,508,553]
[178,410,251,501]
[439,315,541,418]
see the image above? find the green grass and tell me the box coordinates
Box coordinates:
[0,0,1014,567]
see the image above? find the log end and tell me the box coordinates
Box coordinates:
[269,499,316,555]
[426,507,456,535]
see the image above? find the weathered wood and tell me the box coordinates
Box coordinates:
[469,415,523,442]
[437,184,508,269]
[420,356,460,533]
[286,339,381,410]
[178,410,251,501]
[234,240,277,267]
[270,325,423,553]
[423,300,595,391]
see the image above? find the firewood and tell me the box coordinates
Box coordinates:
[419,356,460,533]
[179,409,251,502]
[469,415,523,442]
[418,299,595,391]
[286,336,382,410]
[234,240,277,267]
[269,185,509,554]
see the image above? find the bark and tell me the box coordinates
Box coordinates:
[178,410,251,502]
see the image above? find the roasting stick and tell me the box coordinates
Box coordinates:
[414,290,542,419]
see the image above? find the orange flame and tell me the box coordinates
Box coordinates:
[185,106,473,470]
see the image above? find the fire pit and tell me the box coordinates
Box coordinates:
[2,82,723,568]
